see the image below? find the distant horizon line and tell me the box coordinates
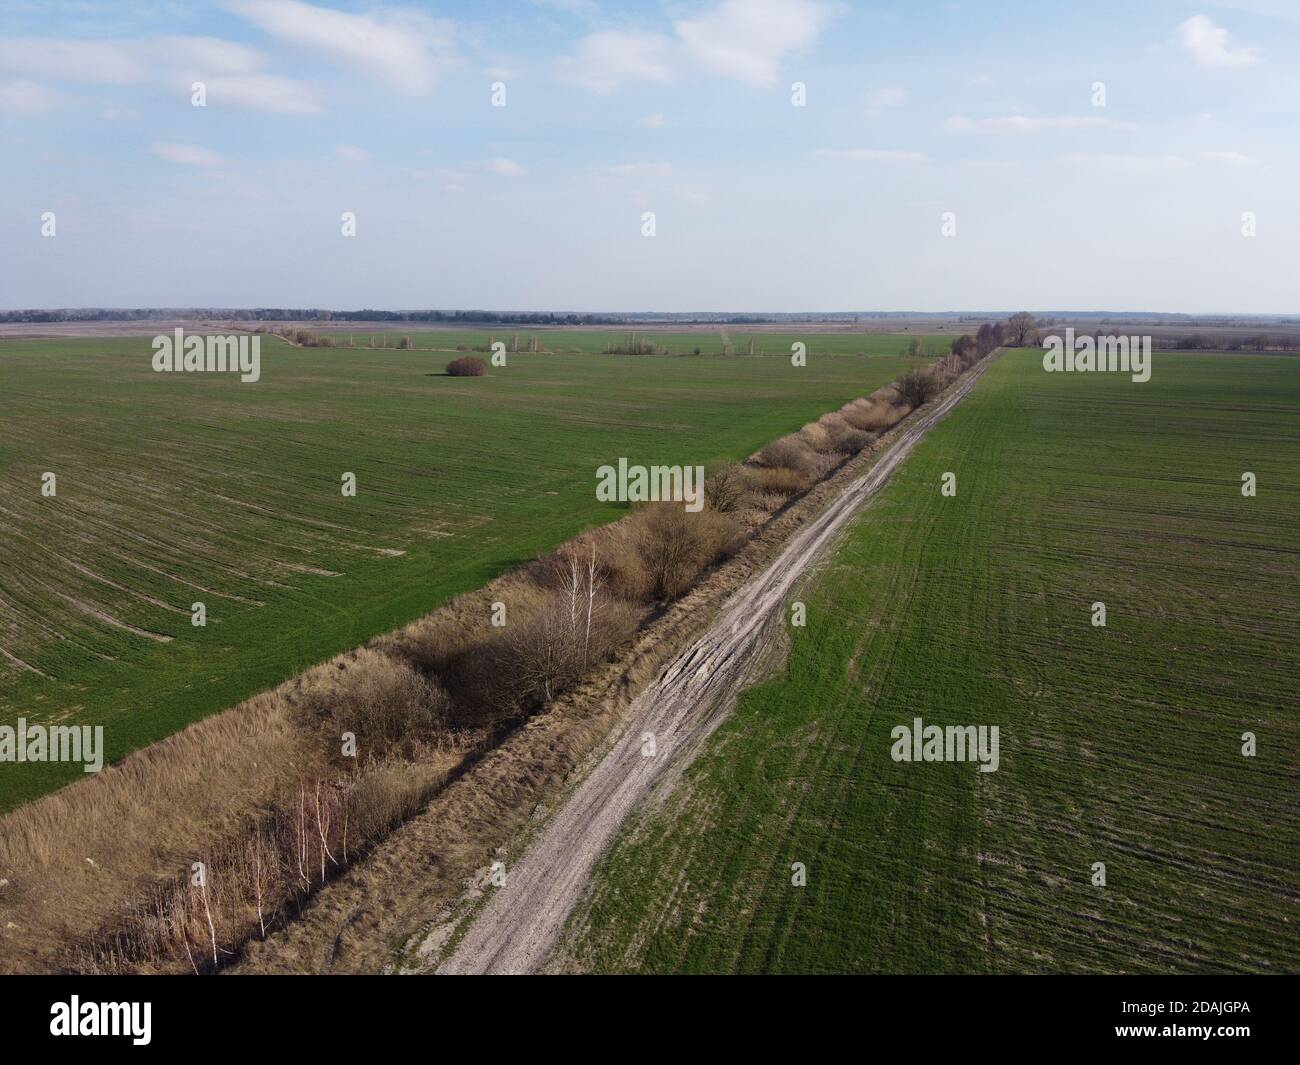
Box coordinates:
[4,308,1298,321]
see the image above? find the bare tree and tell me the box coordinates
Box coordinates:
[979,321,1007,356]
[584,542,600,662]
[894,369,941,406]
[252,831,267,938]
[951,334,977,366]
[1006,312,1038,347]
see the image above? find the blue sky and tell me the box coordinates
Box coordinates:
[2,0,1296,312]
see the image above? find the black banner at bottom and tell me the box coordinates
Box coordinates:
[0,974,1289,1052]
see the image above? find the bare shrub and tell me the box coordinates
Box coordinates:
[632,504,741,601]
[589,525,653,603]
[893,369,942,407]
[286,648,448,757]
[467,550,641,713]
[603,333,668,356]
[812,412,873,454]
[704,461,752,514]
[491,593,639,707]
[447,355,488,377]
[832,427,874,454]
[798,422,835,452]
[759,434,817,474]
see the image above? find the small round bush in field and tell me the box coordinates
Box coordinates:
[446,355,488,377]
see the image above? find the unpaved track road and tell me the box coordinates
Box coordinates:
[438,358,994,975]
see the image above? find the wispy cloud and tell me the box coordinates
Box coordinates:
[560,0,833,92]
[559,31,676,92]
[223,0,456,94]
[0,38,146,83]
[816,148,927,163]
[150,143,225,167]
[405,158,524,188]
[674,0,833,88]
[945,115,1136,134]
[1177,15,1261,67]
[0,34,322,115]
[333,144,371,165]
[0,80,64,114]
[485,157,526,176]
[201,74,324,115]
[1201,150,1255,165]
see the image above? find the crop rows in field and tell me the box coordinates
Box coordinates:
[562,350,1300,974]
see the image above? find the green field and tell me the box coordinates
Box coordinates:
[304,330,949,359]
[0,333,922,810]
[563,350,1300,974]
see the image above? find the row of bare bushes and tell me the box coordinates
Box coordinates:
[601,333,671,356]
[0,345,990,974]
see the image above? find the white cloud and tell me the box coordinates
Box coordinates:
[0,39,144,83]
[561,0,834,92]
[643,112,667,127]
[202,74,324,115]
[485,157,525,176]
[334,144,371,165]
[865,87,905,115]
[674,0,833,88]
[945,114,1136,133]
[159,35,264,76]
[1177,15,1261,67]
[0,34,322,115]
[150,143,225,167]
[559,30,676,92]
[224,0,456,94]
[1201,150,1254,165]
[0,80,63,115]
[816,148,927,163]
[405,158,522,187]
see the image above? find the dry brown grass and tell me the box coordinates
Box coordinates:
[840,400,905,431]
[0,644,474,974]
[749,466,812,496]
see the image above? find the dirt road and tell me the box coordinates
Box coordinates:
[437,358,994,975]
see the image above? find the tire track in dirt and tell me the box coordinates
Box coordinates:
[437,358,995,975]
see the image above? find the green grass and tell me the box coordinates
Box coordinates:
[565,350,1300,974]
[0,334,916,810]
[305,330,949,358]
